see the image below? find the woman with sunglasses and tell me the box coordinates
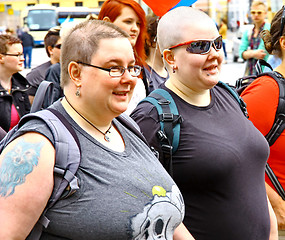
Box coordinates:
[239,0,270,76]
[241,6,285,239]
[0,34,30,133]
[131,6,278,239]
[98,0,148,115]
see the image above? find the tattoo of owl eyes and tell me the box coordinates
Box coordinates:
[0,139,44,197]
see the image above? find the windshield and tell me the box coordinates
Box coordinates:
[27,9,57,31]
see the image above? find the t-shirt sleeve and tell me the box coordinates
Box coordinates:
[12,119,55,145]
[240,75,279,136]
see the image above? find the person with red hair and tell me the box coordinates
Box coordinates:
[98,0,148,114]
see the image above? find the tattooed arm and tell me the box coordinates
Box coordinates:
[0,132,55,239]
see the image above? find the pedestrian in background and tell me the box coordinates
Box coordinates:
[26,26,61,103]
[219,18,228,64]
[131,6,278,239]
[98,0,148,115]
[143,14,169,93]
[0,34,30,132]
[20,26,34,69]
[241,6,285,239]
[239,0,270,75]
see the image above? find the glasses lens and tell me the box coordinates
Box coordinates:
[214,36,223,50]
[110,66,124,77]
[187,40,210,54]
[129,66,141,76]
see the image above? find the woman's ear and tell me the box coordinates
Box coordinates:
[103,16,111,22]
[280,36,285,50]
[163,49,175,65]
[47,45,53,56]
[68,61,82,87]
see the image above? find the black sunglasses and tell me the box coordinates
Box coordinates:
[53,44,61,49]
[280,6,285,37]
[169,36,223,55]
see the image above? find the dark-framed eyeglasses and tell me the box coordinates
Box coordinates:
[53,44,61,49]
[169,35,223,55]
[77,61,142,77]
[280,6,285,37]
[1,53,24,58]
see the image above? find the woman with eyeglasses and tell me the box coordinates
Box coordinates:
[241,6,285,239]
[131,6,278,239]
[239,0,270,76]
[0,20,194,240]
[98,0,148,115]
[0,34,30,133]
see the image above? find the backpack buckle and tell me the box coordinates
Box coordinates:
[158,99,171,105]
[161,113,174,122]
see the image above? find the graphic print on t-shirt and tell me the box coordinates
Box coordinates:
[130,185,184,239]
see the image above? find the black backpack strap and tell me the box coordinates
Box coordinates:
[261,71,285,146]
[266,163,285,200]
[255,59,273,74]
[140,89,183,176]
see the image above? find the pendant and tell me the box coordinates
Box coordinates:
[104,135,110,142]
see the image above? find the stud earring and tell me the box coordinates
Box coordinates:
[75,86,81,97]
[173,66,177,73]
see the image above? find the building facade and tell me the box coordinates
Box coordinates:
[1,0,285,33]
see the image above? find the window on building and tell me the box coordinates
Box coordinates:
[52,3,60,7]
[6,4,12,9]
[75,2,83,6]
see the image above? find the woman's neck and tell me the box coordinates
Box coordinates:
[165,78,211,107]
[62,97,113,129]
[275,62,285,77]
[0,70,13,91]
[146,47,168,78]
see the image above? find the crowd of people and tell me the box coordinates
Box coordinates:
[0,0,284,239]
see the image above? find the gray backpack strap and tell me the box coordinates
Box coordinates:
[30,81,54,113]
[23,109,81,240]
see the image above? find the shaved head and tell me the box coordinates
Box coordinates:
[157,7,216,52]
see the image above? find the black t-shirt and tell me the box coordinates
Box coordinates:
[131,84,270,240]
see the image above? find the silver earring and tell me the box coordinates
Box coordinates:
[75,87,81,97]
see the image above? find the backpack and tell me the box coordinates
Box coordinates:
[235,60,285,200]
[0,81,149,240]
[139,81,248,176]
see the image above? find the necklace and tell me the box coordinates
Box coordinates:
[65,98,112,142]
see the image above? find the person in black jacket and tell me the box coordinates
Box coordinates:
[0,34,31,132]
[19,27,34,69]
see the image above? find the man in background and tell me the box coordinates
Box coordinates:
[20,27,34,69]
[239,0,270,75]
[26,26,61,103]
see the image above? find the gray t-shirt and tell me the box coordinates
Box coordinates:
[17,101,184,240]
